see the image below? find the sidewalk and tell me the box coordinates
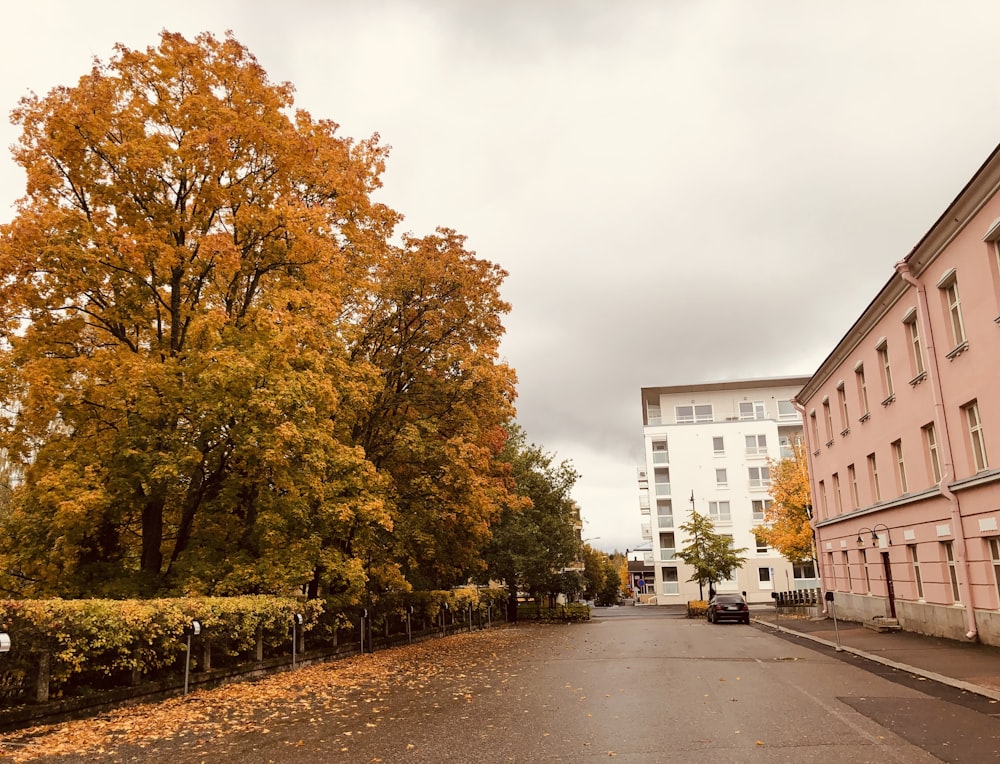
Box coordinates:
[754,610,1000,702]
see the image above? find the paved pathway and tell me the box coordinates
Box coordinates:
[7,607,1000,762]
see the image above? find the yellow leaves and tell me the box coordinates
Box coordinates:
[759,437,815,563]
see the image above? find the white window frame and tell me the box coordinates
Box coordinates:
[892,439,907,494]
[964,400,988,472]
[708,500,731,524]
[748,465,770,489]
[944,541,960,603]
[744,434,767,457]
[715,468,728,489]
[923,422,942,483]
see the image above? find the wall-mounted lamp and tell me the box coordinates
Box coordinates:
[856,525,892,548]
[872,523,892,547]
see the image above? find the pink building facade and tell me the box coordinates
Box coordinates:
[796,144,1000,644]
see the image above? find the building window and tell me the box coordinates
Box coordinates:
[822,399,834,444]
[659,532,676,561]
[751,499,772,522]
[715,468,728,488]
[792,561,816,579]
[661,566,679,595]
[843,551,852,591]
[810,412,820,450]
[860,548,871,593]
[739,401,766,420]
[938,270,968,350]
[963,400,988,472]
[817,479,827,515]
[654,467,670,496]
[827,551,837,589]
[892,439,907,494]
[758,566,772,587]
[676,404,713,423]
[651,438,669,465]
[708,501,731,524]
[923,422,942,484]
[745,434,766,457]
[748,466,770,488]
[877,341,894,402]
[712,436,725,456]
[837,383,849,433]
[944,541,960,602]
[847,463,859,509]
[989,538,1000,607]
[867,453,881,502]
[778,400,798,420]
[856,364,870,419]
[755,535,768,554]
[903,311,926,380]
[832,472,843,513]
[656,499,673,527]
[909,545,923,600]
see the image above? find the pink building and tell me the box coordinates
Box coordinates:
[796,144,1000,645]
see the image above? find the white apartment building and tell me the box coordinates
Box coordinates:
[639,377,817,603]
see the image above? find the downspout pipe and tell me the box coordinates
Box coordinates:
[895,260,978,641]
[792,400,826,613]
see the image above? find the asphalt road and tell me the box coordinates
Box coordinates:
[16,606,1000,762]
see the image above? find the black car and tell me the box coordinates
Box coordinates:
[706,593,750,624]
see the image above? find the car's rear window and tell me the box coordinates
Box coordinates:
[716,595,743,603]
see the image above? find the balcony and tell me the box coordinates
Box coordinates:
[655,482,671,496]
[652,451,669,465]
[657,514,674,529]
[661,581,679,595]
[659,547,676,562]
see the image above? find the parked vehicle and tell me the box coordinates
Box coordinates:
[707,593,750,624]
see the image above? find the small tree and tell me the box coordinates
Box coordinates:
[676,511,747,600]
[758,437,815,563]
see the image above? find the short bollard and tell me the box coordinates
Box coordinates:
[487,604,492,629]
[825,591,843,651]
[771,591,779,624]
[184,620,201,696]
[292,613,304,668]
[406,605,413,644]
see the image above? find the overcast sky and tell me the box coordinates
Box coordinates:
[4,2,1000,552]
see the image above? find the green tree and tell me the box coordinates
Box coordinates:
[582,545,623,606]
[675,511,747,600]
[479,425,580,621]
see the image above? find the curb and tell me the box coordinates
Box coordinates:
[753,617,1000,703]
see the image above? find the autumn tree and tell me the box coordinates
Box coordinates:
[478,425,580,621]
[0,31,413,598]
[757,436,815,563]
[675,511,747,600]
[344,229,516,594]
